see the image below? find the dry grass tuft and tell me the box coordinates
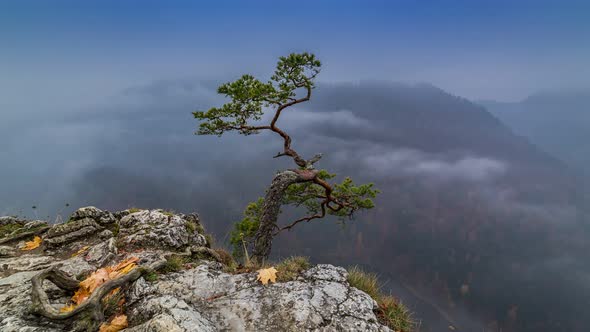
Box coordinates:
[377,295,415,332]
[347,266,416,331]
[276,256,310,282]
[347,266,380,299]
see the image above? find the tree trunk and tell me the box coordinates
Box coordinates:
[252,170,305,262]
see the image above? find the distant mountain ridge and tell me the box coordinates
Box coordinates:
[311,82,564,167]
[479,90,590,177]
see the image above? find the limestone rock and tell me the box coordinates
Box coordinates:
[84,237,118,267]
[114,210,131,220]
[70,206,116,226]
[0,246,16,258]
[125,313,185,332]
[22,220,49,230]
[0,255,96,332]
[0,208,391,332]
[98,229,114,240]
[118,210,206,250]
[126,263,390,332]
[44,218,103,248]
[71,206,103,220]
[0,216,25,227]
[0,255,57,273]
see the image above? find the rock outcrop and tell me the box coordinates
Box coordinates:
[117,210,207,250]
[0,207,390,332]
[124,263,387,332]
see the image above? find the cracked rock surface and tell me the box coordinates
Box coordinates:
[125,263,389,332]
[0,207,389,332]
[118,210,207,250]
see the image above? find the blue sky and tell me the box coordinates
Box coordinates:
[1,0,588,103]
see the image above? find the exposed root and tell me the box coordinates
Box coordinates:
[30,259,166,330]
[29,245,218,330]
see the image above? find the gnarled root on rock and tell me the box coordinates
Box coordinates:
[30,260,167,331]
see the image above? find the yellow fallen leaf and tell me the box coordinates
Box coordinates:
[99,314,128,332]
[21,236,42,251]
[257,267,278,285]
[71,245,90,257]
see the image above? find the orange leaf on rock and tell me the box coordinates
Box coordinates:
[21,236,42,251]
[99,314,128,332]
[257,267,278,285]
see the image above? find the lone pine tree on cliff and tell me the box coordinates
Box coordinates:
[194,53,379,262]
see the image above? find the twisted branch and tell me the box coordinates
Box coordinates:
[277,201,327,233]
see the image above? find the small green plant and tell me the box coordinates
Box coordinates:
[163,255,188,273]
[347,266,415,331]
[185,221,196,233]
[229,198,263,258]
[185,220,205,234]
[0,223,23,238]
[0,223,47,238]
[128,207,143,214]
[144,271,158,282]
[111,222,121,237]
[162,210,175,217]
[276,256,310,282]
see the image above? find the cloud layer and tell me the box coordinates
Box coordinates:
[0,79,588,331]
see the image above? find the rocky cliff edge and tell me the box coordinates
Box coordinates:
[0,207,390,332]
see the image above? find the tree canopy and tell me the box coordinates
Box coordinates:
[194,52,379,260]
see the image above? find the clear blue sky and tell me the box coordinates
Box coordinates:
[1,0,588,102]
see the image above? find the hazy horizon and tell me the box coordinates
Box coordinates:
[1,0,589,105]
